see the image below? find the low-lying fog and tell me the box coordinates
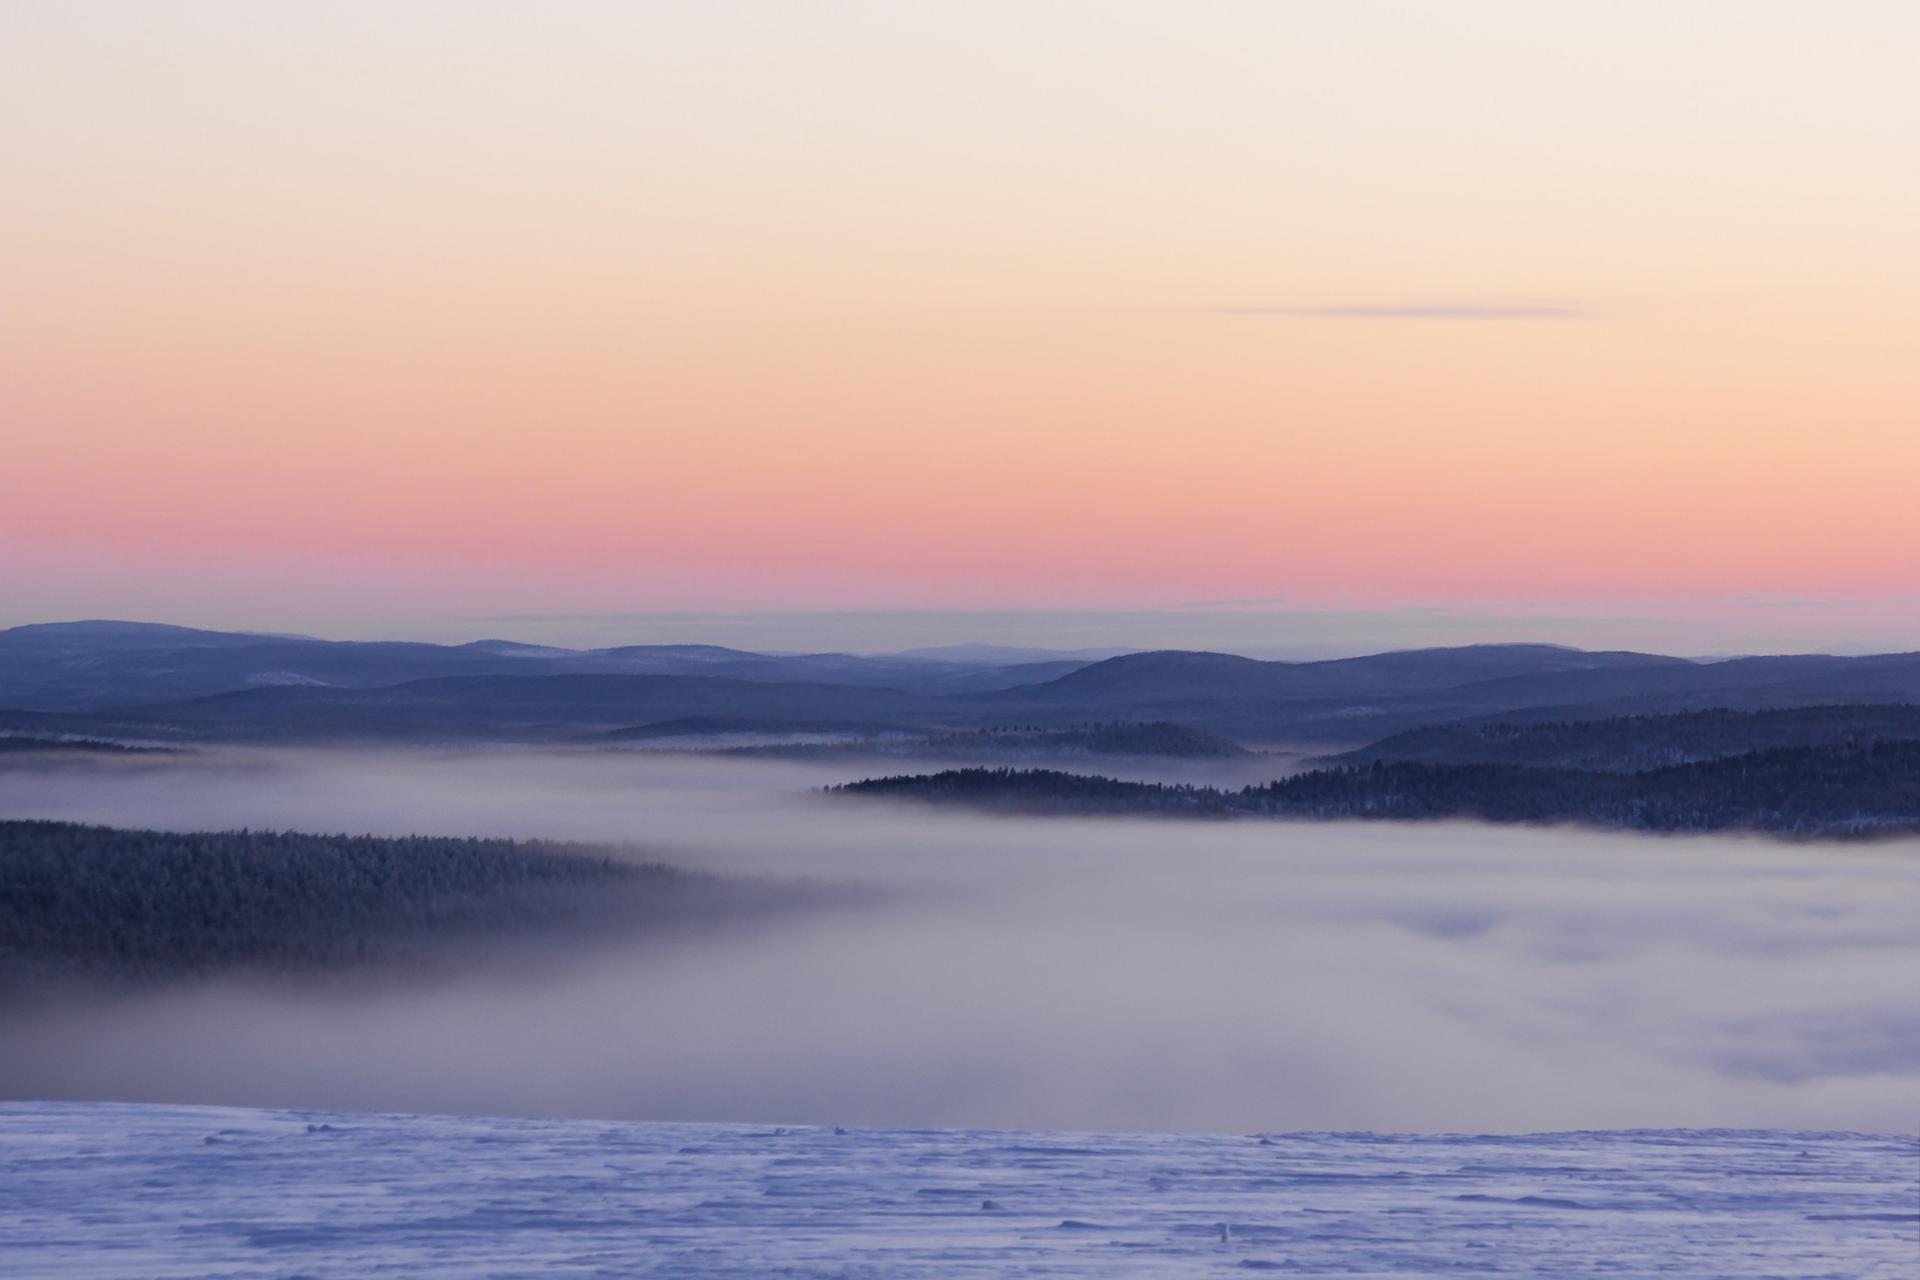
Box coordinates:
[3,749,1916,1134]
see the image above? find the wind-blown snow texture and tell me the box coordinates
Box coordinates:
[3,1103,1914,1277]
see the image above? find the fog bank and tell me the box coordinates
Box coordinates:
[2,750,1916,1134]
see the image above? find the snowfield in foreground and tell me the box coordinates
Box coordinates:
[2,1103,1914,1278]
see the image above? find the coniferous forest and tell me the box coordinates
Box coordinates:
[0,820,751,991]
[833,739,1920,837]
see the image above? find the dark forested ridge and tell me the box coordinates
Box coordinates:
[1331,704,1920,772]
[0,736,172,756]
[0,821,760,990]
[834,768,1251,818]
[832,740,1920,837]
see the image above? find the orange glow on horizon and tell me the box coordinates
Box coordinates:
[3,4,1916,631]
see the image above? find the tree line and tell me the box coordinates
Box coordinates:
[833,739,1920,837]
[0,820,701,990]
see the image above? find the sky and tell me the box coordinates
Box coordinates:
[3,3,1917,653]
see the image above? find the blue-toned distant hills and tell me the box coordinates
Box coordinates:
[1,619,1917,750]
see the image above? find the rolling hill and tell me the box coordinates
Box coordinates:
[1330,704,1920,771]
[3,622,1918,749]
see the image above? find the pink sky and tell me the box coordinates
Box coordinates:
[3,4,1916,650]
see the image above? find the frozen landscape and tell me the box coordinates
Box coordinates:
[6,750,1918,1275]
[4,1102,1915,1278]
[9,2,1920,1274]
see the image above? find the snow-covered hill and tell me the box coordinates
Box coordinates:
[3,1102,1913,1278]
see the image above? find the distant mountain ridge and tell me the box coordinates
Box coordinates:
[962,644,1920,744]
[991,644,1688,705]
[0,620,1094,712]
[1,621,1916,748]
[1330,705,1920,772]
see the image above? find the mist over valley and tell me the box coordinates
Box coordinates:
[2,740,1916,1136]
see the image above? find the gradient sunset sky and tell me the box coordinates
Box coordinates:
[4,3,1916,652]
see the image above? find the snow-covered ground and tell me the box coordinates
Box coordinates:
[3,1102,1914,1278]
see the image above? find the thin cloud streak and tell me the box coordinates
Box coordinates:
[1204,303,1590,320]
